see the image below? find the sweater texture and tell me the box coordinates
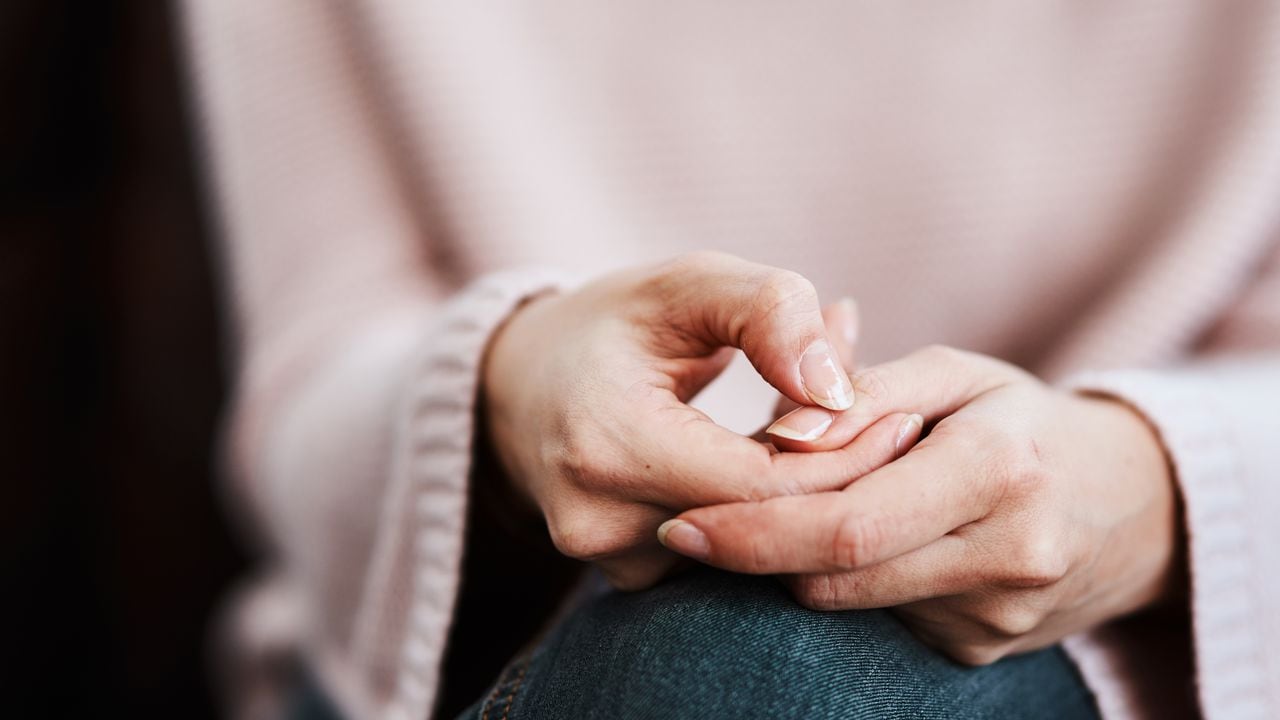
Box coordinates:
[182,3,1280,718]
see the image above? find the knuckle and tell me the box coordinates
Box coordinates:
[979,603,1044,639]
[829,515,884,570]
[918,343,1012,378]
[657,251,737,284]
[739,479,772,504]
[850,367,890,405]
[753,269,818,318]
[946,642,1008,667]
[1004,535,1069,588]
[743,532,771,574]
[918,343,968,368]
[743,459,795,503]
[548,516,625,561]
[675,249,734,270]
[987,428,1048,498]
[640,252,723,303]
[550,431,621,491]
[926,342,1031,388]
[791,574,843,611]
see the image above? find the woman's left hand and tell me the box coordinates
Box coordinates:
[658,345,1183,665]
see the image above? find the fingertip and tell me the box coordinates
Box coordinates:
[765,406,835,443]
[895,413,925,458]
[800,339,855,411]
[657,519,710,561]
[798,411,917,476]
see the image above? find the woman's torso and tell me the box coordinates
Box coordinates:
[355,2,1280,420]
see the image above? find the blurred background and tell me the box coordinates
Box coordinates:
[1,2,247,716]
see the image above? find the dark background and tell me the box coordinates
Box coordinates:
[1,2,247,717]
[0,4,588,717]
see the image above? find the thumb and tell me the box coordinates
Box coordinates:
[650,252,854,411]
[770,297,861,420]
[824,297,860,374]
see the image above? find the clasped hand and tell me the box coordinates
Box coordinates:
[483,252,1180,665]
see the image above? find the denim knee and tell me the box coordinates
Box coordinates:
[470,567,1098,720]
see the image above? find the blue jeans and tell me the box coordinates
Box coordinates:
[457,567,1099,720]
[292,567,1099,719]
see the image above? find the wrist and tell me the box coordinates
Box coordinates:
[479,288,561,509]
[1075,392,1186,612]
[472,390,550,535]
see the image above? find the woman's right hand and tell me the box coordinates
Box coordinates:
[482,252,919,589]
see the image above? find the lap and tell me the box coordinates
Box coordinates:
[463,567,1099,720]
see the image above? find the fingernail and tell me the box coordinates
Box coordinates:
[657,519,710,560]
[838,298,859,349]
[895,413,924,458]
[800,339,855,410]
[765,406,834,442]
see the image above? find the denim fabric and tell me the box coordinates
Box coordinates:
[293,567,1100,720]
[459,568,1099,720]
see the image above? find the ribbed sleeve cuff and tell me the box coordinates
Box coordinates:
[348,267,572,720]
[1060,367,1272,720]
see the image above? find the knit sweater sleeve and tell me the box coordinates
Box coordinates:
[1060,238,1280,720]
[181,3,563,718]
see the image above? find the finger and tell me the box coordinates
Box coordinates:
[547,495,683,591]
[767,411,921,492]
[661,433,997,573]
[629,408,917,509]
[646,252,854,411]
[784,535,976,610]
[546,496,666,562]
[892,600,1039,666]
[665,346,737,403]
[768,298,860,426]
[596,545,683,592]
[823,297,859,373]
[765,344,1022,451]
[766,395,919,456]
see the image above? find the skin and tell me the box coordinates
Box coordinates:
[660,344,1182,665]
[484,252,1180,664]
[482,251,907,590]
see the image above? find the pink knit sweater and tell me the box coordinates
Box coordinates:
[182,3,1280,719]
